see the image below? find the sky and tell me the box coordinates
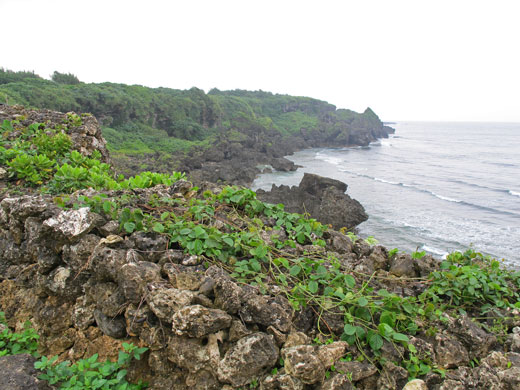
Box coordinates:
[1,0,519,122]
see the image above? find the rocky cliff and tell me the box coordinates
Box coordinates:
[1,107,519,390]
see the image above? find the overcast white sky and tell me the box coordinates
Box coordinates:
[1,0,519,121]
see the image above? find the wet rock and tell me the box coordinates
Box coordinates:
[240,294,293,333]
[93,309,126,338]
[333,361,377,382]
[217,332,279,387]
[172,305,232,337]
[402,379,427,390]
[261,373,304,390]
[435,333,470,368]
[0,353,54,390]
[147,286,195,322]
[282,345,325,384]
[118,261,162,304]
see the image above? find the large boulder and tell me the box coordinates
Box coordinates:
[256,173,368,230]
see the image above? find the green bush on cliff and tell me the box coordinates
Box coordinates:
[0,119,185,193]
[0,312,39,357]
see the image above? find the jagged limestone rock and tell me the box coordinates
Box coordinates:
[217,332,279,387]
[282,345,325,385]
[148,287,196,322]
[171,304,232,338]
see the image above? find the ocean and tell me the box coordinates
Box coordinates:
[252,121,520,267]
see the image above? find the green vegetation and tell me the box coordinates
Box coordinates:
[1,119,185,193]
[1,112,518,383]
[0,68,384,173]
[35,343,147,390]
[1,311,147,389]
[0,312,39,357]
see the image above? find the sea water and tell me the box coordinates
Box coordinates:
[252,122,520,267]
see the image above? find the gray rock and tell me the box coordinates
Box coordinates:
[402,379,428,390]
[256,173,368,230]
[498,366,520,390]
[435,333,470,368]
[0,354,54,390]
[171,304,232,337]
[282,345,325,384]
[240,294,293,333]
[43,207,97,241]
[389,253,416,277]
[217,332,279,387]
[333,361,377,382]
[449,315,496,358]
[118,261,162,304]
[148,286,195,321]
[93,309,126,338]
[261,374,304,390]
[318,374,355,390]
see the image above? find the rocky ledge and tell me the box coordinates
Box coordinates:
[0,107,519,390]
[256,173,368,230]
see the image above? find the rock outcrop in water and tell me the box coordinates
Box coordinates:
[256,173,368,230]
[0,107,519,390]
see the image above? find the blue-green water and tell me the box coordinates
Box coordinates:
[252,122,520,267]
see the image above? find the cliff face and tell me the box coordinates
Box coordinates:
[1,107,519,390]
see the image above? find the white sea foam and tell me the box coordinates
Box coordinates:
[430,192,462,203]
[421,245,449,257]
[374,177,399,185]
[509,190,520,197]
[315,153,342,166]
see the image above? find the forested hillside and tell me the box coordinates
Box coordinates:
[0,69,392,179]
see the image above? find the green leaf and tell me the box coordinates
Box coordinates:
[368,333,383,351]
[357,296,369,307]
[392,333,410,343]
[343,324,356,336]
[308,281,319,294]
[289,265,301,276]
[152,222,165,233]
[123,222,135,233]
[344,274,355,288]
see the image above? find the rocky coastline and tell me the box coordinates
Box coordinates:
[0,107,519,390]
